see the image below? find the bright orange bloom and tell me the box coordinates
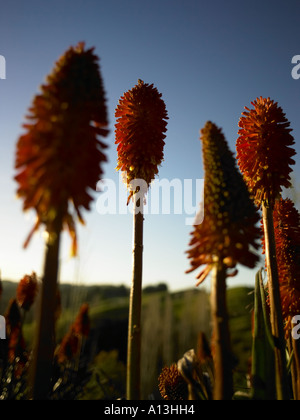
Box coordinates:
[158,364,188,400]
[73,303,90,338]
[15,42,109,255]
[186,122,261,284]
[16,272,38,311]
[115,79,168,201]
[263,198,300,334]
[236,97,295,208]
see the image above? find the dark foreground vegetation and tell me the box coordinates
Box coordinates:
[0,280,252,399]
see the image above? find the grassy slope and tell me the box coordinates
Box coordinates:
[1,281,254,398]
[227,286,254,392]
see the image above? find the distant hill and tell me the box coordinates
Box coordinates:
[0,280,174,334]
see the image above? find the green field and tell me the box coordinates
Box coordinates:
[1,281,254,399]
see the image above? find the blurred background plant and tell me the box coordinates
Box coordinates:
[186,121,260,400]
[14,42,109,399]
[237,97,296,400]
[1,34,299,401]
[0,275,93,400]
[0,278,215,400]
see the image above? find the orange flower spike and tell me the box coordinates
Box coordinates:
[263,198,300,334]
[186,122,261,284]
[115,79,168,199]
[16,272,39,311]
[15,42,109,255]
[116,80,168,399]
[237,97,296,208]
[158,364,188,400]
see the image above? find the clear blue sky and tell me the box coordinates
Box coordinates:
[0,0,300,291]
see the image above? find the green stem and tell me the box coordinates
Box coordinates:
[126,193,144,400]
[251,270,276,400]
[287,338,297,400]
[211,260,233,400]
[262,203,290,400]
[30,213,63,400]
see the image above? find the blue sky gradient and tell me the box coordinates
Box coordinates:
[0,0,300,291]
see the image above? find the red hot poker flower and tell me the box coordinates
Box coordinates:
[15,42,109,256]
[158,364,188,400]
[186,122,261,285]
[16,272,38,311]
[115,80,168,399]
[263,198,300,334]
[115,79,168,201]
[236,97,295,208]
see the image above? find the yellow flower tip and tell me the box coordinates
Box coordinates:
[75,41,86,53]
[70,240,78,258]
[223,257,236,268]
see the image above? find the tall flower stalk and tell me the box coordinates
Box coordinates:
[268,198,300,399]
[115,79,168,400]
[14,42,108,399]
[237,97,295,400]
[186,122,260,400]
